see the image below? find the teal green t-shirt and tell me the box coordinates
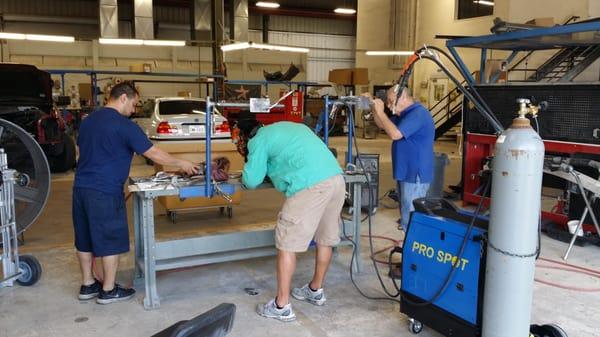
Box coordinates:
[242,122,342,197]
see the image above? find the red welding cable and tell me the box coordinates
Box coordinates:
[538,257,600,276]
[344,234,401,265]
[534,258,600,292]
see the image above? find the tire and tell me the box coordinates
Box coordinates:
[16,255,42,286]
[408,319,423,334]
[530,324,568,337]
[47,135,76,173]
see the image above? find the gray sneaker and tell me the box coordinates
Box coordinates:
[292,283,326,306]
[256,298,296,322]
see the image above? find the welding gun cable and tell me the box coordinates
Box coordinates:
[418,54,504,134]
[341,214,402,304]
[419,45,502,132]
[340,106,403,301]
[404,45,503,134]
[348,109,406,300]
[401,45,503,134]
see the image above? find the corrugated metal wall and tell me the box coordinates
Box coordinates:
[0,0,97,17]
[268,15,354,35]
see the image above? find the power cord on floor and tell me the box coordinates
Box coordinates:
[340,106,402,304]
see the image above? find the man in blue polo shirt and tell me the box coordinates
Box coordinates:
[73,82,198,304]
[371,86,434,231]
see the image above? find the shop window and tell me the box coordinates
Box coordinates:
[457,0,494,20]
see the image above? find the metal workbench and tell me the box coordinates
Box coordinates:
[130,173,367,310]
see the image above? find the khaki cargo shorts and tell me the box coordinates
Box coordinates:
[275,174,346,252]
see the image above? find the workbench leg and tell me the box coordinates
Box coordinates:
[133,194,143,281]
[352,182,362,273]
[142,197,160,310]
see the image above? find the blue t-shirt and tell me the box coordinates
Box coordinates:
[391,103,435,183]
[74,107,153,195]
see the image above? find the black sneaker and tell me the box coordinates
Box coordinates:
[78,279,102,300]
[96,284,136,304]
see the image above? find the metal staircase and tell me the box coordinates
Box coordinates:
[430,85,465,140]
[527,45,600,82]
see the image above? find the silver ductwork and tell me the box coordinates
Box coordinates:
[389,0,417,68]
[134,0,154,39]
[99,0,119,38]
[231,0,249,42]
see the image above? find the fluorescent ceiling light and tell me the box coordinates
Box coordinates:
[25,34,75,42]
[221,42,309,53]
[221,42,251,51]
[0,32,74,42]
[366,50,414,56]
[334,8,357,14]
[143,40,186,46]
[473,0,494,6]
[0,32,26,40]
[256,1,280,8]
[99,38,144,45]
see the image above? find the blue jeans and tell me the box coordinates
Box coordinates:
[397,177,430,231]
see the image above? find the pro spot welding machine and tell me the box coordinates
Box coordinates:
[399,198,567,337]
[400,198,487,336]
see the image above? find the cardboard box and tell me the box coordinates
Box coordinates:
[525,17,555,27]
[153,141,245,211]
[129,63,152,73]
[483,60,507,83]
[305,98,325,117]
[328,69,353,85]
[352,68,369,85]
[328,68,370,85]
[78,83,92,102]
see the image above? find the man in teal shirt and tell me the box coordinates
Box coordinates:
[236,111,345,322]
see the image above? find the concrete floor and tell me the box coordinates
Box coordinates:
[1,136,599,337]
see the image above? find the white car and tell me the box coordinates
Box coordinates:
[135,97,231,141]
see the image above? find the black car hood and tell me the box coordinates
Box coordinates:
[0,63,53,110]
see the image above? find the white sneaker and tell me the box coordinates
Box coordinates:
[292,283,326,306]
[256,298,296,322]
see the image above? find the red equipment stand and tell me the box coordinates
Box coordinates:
[222,90,304,125]
[463,132,600,233]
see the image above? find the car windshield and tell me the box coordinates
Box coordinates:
[158,100,206,115]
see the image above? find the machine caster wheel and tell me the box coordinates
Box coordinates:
[227,206,233,218]
[530,323,568,337]
[16,255,42,286]
[408,319,423,334]
[168,211,177,224]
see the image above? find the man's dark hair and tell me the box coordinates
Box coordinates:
[109,82,139,100]
[236,110,261,138]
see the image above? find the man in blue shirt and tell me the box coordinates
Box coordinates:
[73,82,198,304]
[371,86,434,231]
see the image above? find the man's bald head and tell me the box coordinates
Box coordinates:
[386,87,414,116]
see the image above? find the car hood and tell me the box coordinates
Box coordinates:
[0,63,53,110]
